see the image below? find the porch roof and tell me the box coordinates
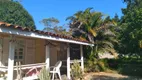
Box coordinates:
[0,21,93,46]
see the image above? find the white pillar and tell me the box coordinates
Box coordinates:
[67,44,71,80]
[80,45,84,72]
[7,39,15,80]
[45,44,50,70]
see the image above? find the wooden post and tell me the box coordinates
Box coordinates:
[67,43,71,80]
[80,45,84,72]
[7,36,15,80]
[45,44,50,70]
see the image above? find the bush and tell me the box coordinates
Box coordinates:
[107,58,142,77]
[71,60,83,80]
[85,58,109,72]
[117,64,142,77]
[38,67,50,80]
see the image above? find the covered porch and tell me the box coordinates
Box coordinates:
[0,22,93,80]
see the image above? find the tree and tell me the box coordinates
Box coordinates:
[40,17,72,36]
[67,8,100,43]
[40,17,59,32]
[104,16,111,23]
[117,0,142,55]
[0,0,9,1]
[67,8,118,58]
[112,14,119,23]
[0,1,36,29]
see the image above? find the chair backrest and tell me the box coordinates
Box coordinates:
[53,61,62,71]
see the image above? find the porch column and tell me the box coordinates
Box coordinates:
[67,43,71,80]
[45,44,50,70]
[80,45,84,72]
[7,36,16,80]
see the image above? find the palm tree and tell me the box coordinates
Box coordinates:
[67,8,118,58]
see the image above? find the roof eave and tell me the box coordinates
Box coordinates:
[0,26,94,46]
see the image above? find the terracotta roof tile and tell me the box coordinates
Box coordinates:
[0,21,89,43]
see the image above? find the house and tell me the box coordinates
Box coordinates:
[0,22,93,80]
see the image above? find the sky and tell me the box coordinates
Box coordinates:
[21,0,126,30]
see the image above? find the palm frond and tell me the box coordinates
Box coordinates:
[66,16,76,21]
[107,37,118,43]
[88,28,97,37]
[98,40,114,48]
[79,36,87,41]
[91,12,103,28]
[103,30,116,36]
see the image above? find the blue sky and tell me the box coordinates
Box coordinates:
[21,0,126,30]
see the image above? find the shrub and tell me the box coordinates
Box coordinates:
[85,58,109,72]
[71,60,83,80]
[107,58,142,77]
[38,67,50,80]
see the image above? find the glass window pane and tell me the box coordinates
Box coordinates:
[15,52,17,55]
[19,56,23,59]
[19,48,23,51]
[19,52,23,55]
[15,49,17,52]
[14,56,17,59]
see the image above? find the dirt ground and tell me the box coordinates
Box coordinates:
[84,72,142,80]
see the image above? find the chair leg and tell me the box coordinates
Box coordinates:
[52,73,55,80]
[58,71,62,80]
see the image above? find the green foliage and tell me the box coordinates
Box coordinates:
[38,67,50,80]
[67,8,118,74]
[41,17,59,28]
[85,59,109,72]
[107,58,142,77]
[117,64,142,77]
[71,60,83,80]
[67,8,118,58]
[112,14,120,23]
[0,0,9,2]
[41,17,72,35]
[0,1,36,29]
[117,0,142,55]
[67,8,102,42]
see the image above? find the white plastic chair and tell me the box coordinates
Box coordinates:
[50,61,62,80]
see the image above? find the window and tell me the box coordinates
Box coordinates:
[14,40,25,65]
[70,44,80,60]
